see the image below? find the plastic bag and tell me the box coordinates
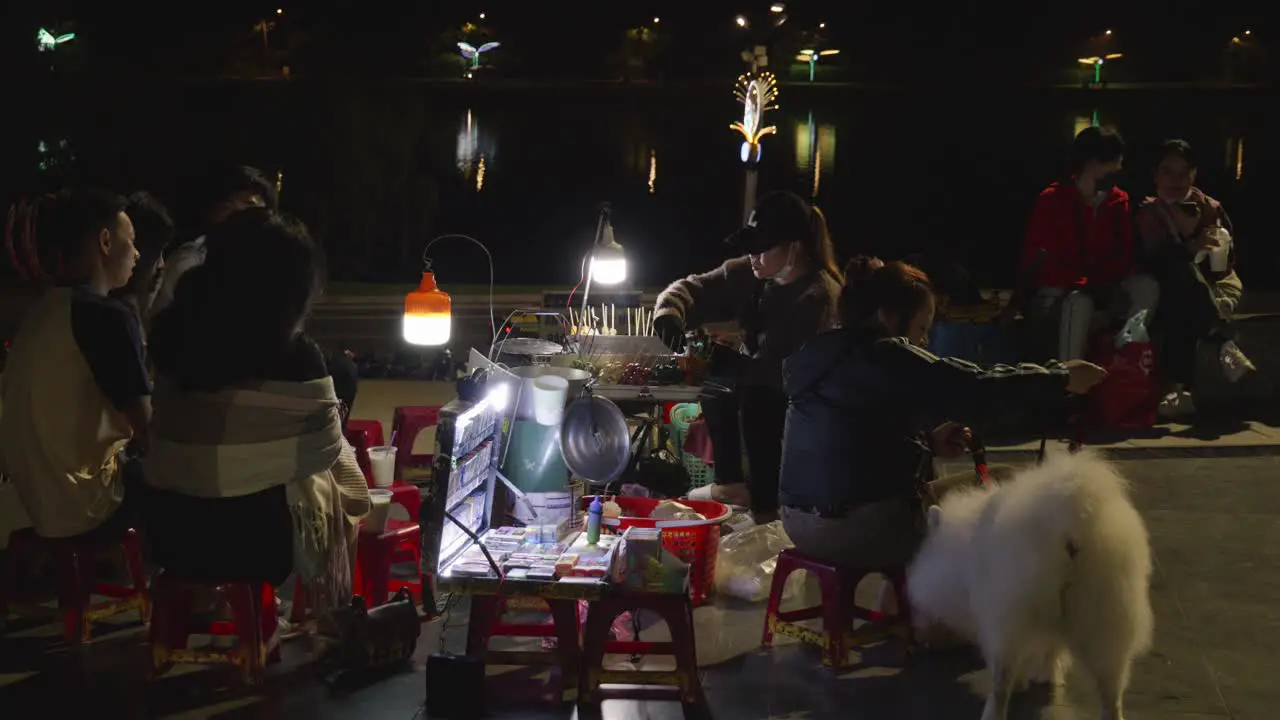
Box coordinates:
[714,521,796,602]
[1114,309,1151,348]
[649,500,704,522]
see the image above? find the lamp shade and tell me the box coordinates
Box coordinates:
[403,272,452,346]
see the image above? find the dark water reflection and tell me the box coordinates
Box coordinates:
[6,85,1273,289]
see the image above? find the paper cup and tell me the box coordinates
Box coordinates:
[368,445,397,487]
[363,488,394,534]
[1207,227,1232,273]
[530,375,570,426]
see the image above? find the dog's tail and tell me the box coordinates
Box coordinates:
[1046,450,1155,660]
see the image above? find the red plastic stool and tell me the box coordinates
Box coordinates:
[579,591,705,708]
[0,527,149,645]
[390,406,440,481]
[355,484,422,608]
[761,548,913,669]
[344,419,386,486]
[466,595,581,698]
[148,571,278,685]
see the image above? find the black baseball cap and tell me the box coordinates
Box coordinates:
[725,191,812,255]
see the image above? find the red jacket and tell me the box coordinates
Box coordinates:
[1020,181,1135,289]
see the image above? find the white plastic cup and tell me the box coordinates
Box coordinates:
[530,375,570,426]
[1207,226,1232,273]
[368,445,397,487]
[363,488,394,534]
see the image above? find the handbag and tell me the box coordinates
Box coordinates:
[1088,333,1159,429]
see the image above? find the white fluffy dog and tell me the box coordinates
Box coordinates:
[907,449,1154,720]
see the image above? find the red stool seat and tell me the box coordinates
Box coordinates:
[354,482,423,608]
[761,548,913,669]
[390,406,440,482]
[466,595,581,699]
[344,419,386,486]
[148,571,278,685]
[579,591,705,707]
[0,527,149,645]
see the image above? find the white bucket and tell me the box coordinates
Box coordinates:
[530,375,570,426]
[363,488,394,534]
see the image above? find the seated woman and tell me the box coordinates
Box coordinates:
[1135,139,1254,418]
[142,208,368,631]
[778,257,1107,574]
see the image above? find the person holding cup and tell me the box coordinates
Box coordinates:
[1135,139,1254,417]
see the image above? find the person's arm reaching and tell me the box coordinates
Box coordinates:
[148,241,203,321]
[653,256,758,344]
[873,338,1102,427]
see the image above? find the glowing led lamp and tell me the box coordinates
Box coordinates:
[403,271,452,346]
[590,241,627,285]
[37,28,76,52]
[458,41,500,69]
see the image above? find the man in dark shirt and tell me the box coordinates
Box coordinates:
[0,188,152,541]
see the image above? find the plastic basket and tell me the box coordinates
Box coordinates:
[582,496,730,606]
[666,403,716,489]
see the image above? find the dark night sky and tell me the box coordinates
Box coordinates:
[3,1,1268,85]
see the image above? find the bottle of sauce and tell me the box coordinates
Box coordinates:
[586,497,603,545]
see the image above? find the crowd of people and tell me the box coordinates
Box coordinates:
[654,126,1253,576]
[0,167,366,644]
[0,127,1257,654]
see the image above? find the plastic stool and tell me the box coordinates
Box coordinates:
[761,548,912,669]
[148,571,278,685]
[579,591,704,707]
[355,517,422,608]
[390,406,440,481]
[0,527,149,645]
[344,419,385,485]
[466,595,581,698]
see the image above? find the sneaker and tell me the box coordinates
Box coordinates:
[1220,340,1256,384]
[687,482,751,508]
[1158,390,1196,420]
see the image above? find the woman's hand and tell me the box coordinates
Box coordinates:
[1062,359,1108,395]
[930,421,972,458]
[1187,227,1223,257]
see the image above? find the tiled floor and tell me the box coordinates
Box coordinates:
[3,455,1279,718]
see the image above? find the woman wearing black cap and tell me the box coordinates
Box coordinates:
[652,191,843,523]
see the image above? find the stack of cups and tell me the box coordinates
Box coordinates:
[530,375,570,427]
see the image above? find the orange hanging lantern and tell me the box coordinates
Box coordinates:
[403,271,452,346]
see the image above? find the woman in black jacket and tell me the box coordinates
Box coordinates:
[778,258,1107,571]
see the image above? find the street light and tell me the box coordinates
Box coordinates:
[736,15,748,28]
[818,22,826,29]
[276,8,283,14]
[1104,29,1112,35]
[1078,53,1123,84]
[653,16,660,24]
[796,48,839,82]
[479,12,486,20]
[770,4,785,12]
[458,41,501,70]
[36,28,76,52]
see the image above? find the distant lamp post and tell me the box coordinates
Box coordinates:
[36,28,76,52]
[796,48,839,82]
[653,17,660,24]
[1078,53,1122,84]
[735,15,748,28]
[770,3,785,12]
[458,41,501,70]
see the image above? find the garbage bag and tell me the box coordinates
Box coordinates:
[714,521,797,602]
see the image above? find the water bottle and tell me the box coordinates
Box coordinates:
[586,497,603,545]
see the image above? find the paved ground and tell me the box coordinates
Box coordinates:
[3,453,1278,719]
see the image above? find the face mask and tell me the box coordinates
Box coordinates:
[1158,188,1192,204]
[768,244,797,281]
[1095,172,1119,194]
